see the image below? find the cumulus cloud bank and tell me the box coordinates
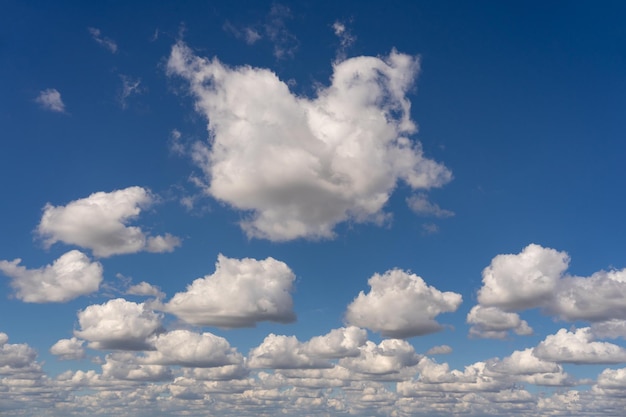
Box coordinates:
[165,254,296,327]
[37,187,180,257]
[167,42,452,241]
[345,268,462,338]
[0,250,102,303]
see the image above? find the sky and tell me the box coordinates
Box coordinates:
[1,1,626,416]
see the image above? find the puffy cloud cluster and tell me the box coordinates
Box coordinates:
[345,268,462,338]
[165,254,296,328]
[74,298,163,350]
[0,250,102,303]
[50,337,85,361]
[469,244,626,338]
[37,187,180,257]
[167,42,451,241]
[534,328,626,364]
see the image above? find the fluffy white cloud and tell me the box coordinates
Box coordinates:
[248,334,331,369]
[50,337,85,360]
[102,352,171,382]
[248,327,367,370]
[167,42,451,241]
[142,330,243,368]
[35,88,66,112]
[0,334,37,370]
[339,339,421,376]
[345,269,462,338]
[534,328,626,364]
[484,348,574,387]
[126,281,165,299]
[596,367,626,390]
[426,345,452,355]
[74,298,163,350]
[477,244,569,310]
[165,254,296,327]
[0,250,103,303]
[37,187,180,257]
[467,306,533,339]
[88,27,117,53]
[550,269,626,322]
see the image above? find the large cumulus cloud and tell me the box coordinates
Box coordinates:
[167,42,451,241]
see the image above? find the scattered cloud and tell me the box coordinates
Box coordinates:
[339,339,421,376]
[426,345,453,355]
[118,75,143,109]
[50,337,85,360]
[37,186,181,257]
[35,88,66,112]
[332,20,356,61]
[74,298,163,350]
[0,250,103,303]
[164,254,296,327]
[264,3,298,59]
[534,328,626,364]
[467,305,533,339]
[407,193,454,218]
[345,268,462,338]
[167,42,452,241]
[88,27,117,53]
[223,21,262,45]
[126,281,165,299]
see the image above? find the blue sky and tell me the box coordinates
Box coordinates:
[2,1,626,415]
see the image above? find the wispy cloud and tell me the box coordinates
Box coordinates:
[118,75,142,109]
[332,20,356,61]
[88,27,117,53]
[35,88,66,112]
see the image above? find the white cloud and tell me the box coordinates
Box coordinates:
[426,345,452,355]
[596,367,626,390]
[35,88,66,112]
[0,334,37,369]
[550,269,626,322]
[477,244,569,310]
[591,319,626,339]
[265,3,298,59]
[406,193,454,218]
[248,327,367,370]
[467,306,533,339]
[534,328,626,364]
[37,187,181,257]
[248,334,331,369]
[345,268,462,338]
[0,250,103,303]
[74,298,163,350]
[118,75,142,109]
[88,27,117,53]
[142,330,242,368]
[50,337,85,360]
[339,339,421,376]
[102,352,171,382]
[167,42,452,241]
[126,281,165,299]
[332,20,356,61]
[165,254,296,328]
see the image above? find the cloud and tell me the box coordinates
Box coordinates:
[248,327,367,370]
[426,345,452,355]
[339,339,421,376]
[88,27,117,53]
[0,334,37,370]
[264,3,298,59]
[332,20,356,61]
[118,75,142,109]
[345,268,462,338]
[50,337,85,360]
[102,352,171,382]
[167,42,452,241]
[406,193,454,218]
[37,186,181,257]
[550,269,626,322]
[467,306,533,339]
[484,348,575,387]
[470,244,626,338]
[126,281,165,299]
[533,328,626,364]
[74,298,163,350]
[35,88,66,112]
[0,250,103,303]
[142,330,243,368]
[591,320,626,339]
[165,254,296,327]
[477,244,569,311]
[223,21,262,45]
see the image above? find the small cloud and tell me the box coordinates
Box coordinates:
[332,20,356,61]
[422,223,439,235]
[88,27,117,53]
[265,3,298,59]
[169,129,185,155]
[35,88,66,113]
[223,21,262,45]
[426,345,453,355]
[126,281,165,299]
[118,75,143,109]
[407,194,455,218]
